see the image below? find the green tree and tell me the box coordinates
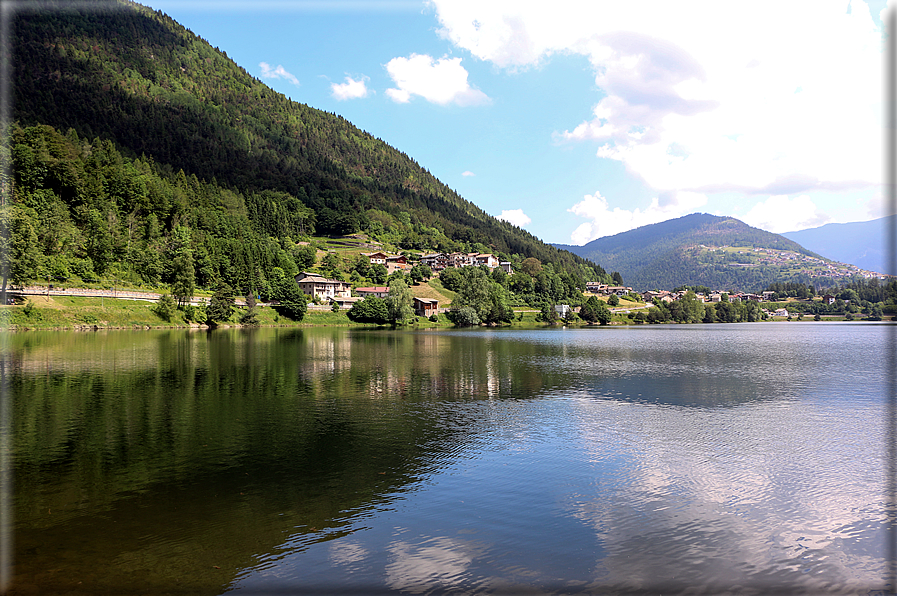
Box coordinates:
[153,293,177,321]
[240,293,260,326]
[369,263,388,285]
[409,263,432,284]
[347,296,390,324]
[207,283,235,326]
[607,293,620,307]
[450,266,513,325]
[448,305,480,327]
[293,244,317,270]
[386,278,414,324]
[595,300,612,325]
[579,296,601,324]
[169,226,195,308]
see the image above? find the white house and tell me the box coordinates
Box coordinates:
[294,272,352,300]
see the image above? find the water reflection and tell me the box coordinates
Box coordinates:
[8,324,890,594]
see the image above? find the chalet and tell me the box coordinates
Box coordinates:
[385,255,409,273]
[586,282,607,293]
[473,253,499,269]
[413,297,439,318]
[822,294,835,305]
[295,272,352,300]
[356,286,390,299]
[420,253,447,270]
[642,290,671,302]
[364,252,389,265]
[762,291,776,301]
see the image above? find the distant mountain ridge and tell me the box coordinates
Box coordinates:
[781,215,894,276]
[553,213,869,292]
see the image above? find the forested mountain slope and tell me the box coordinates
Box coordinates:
[553,213,858,292]
[8,0,607,291]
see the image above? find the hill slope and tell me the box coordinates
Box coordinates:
[781,215,895,275]
[554,213,870,291]
[10,0,606,285]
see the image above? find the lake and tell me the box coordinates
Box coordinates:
[5,323,894,595]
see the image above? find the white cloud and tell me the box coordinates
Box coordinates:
[432,1,883,195]
[259,62,299,85]
[497,208,531,227]
[331,75,370,100]
[462,170,476,177]
[741,194,831,233]
[385,54,490,106]
[568,190,706,244]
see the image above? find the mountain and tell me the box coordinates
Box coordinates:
[553,213,871,292]
[9,0,607,290]
[781,215,895,276]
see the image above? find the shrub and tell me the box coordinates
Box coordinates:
[447,306,480,327]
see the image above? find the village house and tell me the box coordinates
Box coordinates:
[474,253,499,268]
[330,296,363,310]
[413,297,439,318]
[604,286,633,297]
[364,252,389,266]
[356,286,390,299]
[364,252,410,273]
[295,272,352,300]
[822,294,836,305]
[385,254,409,273]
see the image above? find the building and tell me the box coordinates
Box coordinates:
[385,255,409,273]
[364,252,389,266]
[330,296,363,310]
[356,286,390,299]
[413,297,439,318]
[473,253,499,268]
[295,272,352,300]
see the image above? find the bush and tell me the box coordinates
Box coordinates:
[347,296,390,324]
[447,306,480,327]
[429,313,439,323]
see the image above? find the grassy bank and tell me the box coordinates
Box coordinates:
[0,296,461,331]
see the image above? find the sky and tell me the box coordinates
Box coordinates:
[142,0,892,246]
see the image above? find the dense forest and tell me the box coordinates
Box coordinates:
[7,0,609,294]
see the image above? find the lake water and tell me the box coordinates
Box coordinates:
[5,323,895,595]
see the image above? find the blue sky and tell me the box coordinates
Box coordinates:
[144,0,890,246]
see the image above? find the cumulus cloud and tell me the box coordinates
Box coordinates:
[568,190,707,245]
[259,62,299,85]
[385,54,490,106]
[331,75,370,100]
[431,1,882,195]
[497,208,531,227]
[462,170,476,177]
[740,194,831,234]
